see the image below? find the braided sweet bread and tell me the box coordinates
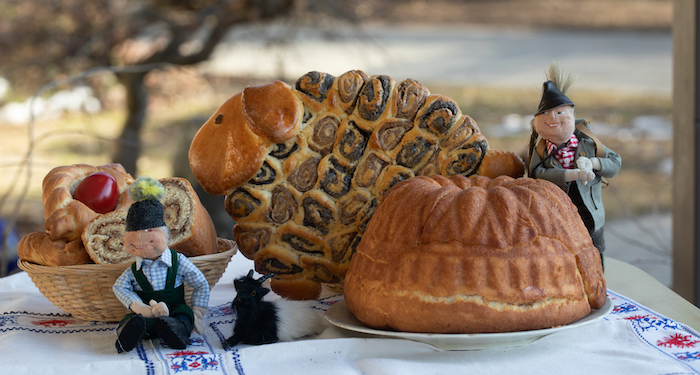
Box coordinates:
[17,232,92,266]
[42,163,134,242]
[189,70,525,299]
[17,164,134,266]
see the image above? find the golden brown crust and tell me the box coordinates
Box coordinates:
[18,231,92,266]
[42,163,133,242]
[188,92,271,196]
[328,70,369,115]
[159,177,219,257]
[293,71,339,115]
[188,70,530,299]
[269,278,323,301]
[242,81,303,143]
[477,149,526,179]
[343,175,606,333]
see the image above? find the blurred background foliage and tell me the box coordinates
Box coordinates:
[0,0,673,276]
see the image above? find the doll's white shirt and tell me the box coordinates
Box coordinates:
[112,248,210,309]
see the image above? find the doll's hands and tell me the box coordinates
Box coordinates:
[130,301,155,318]
[149,300,169,318]
[576,157,598,185]
[564,168,596,185]
[576,157,593,173]
[579,169,595,185]
[193,306,206,334]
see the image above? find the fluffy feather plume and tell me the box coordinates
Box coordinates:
[545,62,577,94]
[129,176,164,202]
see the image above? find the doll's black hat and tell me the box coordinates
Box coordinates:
[126,176,166,232]
[535,81,574,115]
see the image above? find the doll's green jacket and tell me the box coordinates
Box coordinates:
[528,119,622,232]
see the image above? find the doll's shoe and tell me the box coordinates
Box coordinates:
[154,316,191,349]
[116,314,146,353]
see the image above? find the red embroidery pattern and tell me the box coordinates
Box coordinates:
[624,314,655,321]
[657,333,700,348]
[167,349,220,372]
[32,319,75,328]
[169,350,209,357]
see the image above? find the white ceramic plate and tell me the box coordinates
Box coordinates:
[325,297,613,351]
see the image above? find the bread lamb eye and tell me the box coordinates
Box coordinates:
[215,114,223,124]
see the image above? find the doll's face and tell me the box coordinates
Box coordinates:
[534,105,575,146]
[124,227,168,260]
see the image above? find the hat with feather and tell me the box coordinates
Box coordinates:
[126,176,166,232]
[535,63,577,115]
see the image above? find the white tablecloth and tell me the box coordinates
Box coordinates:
[2,252,700,375]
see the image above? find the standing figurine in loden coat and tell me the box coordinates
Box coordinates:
[527,64,622,267]
[113,176,210,353]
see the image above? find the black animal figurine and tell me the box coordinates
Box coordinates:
[223,270,325,349]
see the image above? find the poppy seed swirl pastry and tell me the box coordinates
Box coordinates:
[189,70,526,300]
[344,175,606,333]
[159,177,219,257]
[82,211,132,264]
[80,177,219,264]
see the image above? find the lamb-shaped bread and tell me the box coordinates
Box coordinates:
[189,70,526,299]
[344,174,606,333]
[42,163,134,242]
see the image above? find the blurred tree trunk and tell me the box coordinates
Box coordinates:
[110,0,296,175]
[115,72,148,174]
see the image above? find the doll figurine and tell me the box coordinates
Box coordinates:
[527,64,621,266]
[113,176,210,353]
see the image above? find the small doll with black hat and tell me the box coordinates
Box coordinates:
[527,63,622,266]
[113,176,210,353]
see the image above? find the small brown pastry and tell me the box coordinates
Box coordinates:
[18,231,92,266]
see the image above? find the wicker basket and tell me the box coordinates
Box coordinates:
[18,238,237,322]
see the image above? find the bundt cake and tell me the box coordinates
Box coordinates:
[343,174,606,333]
